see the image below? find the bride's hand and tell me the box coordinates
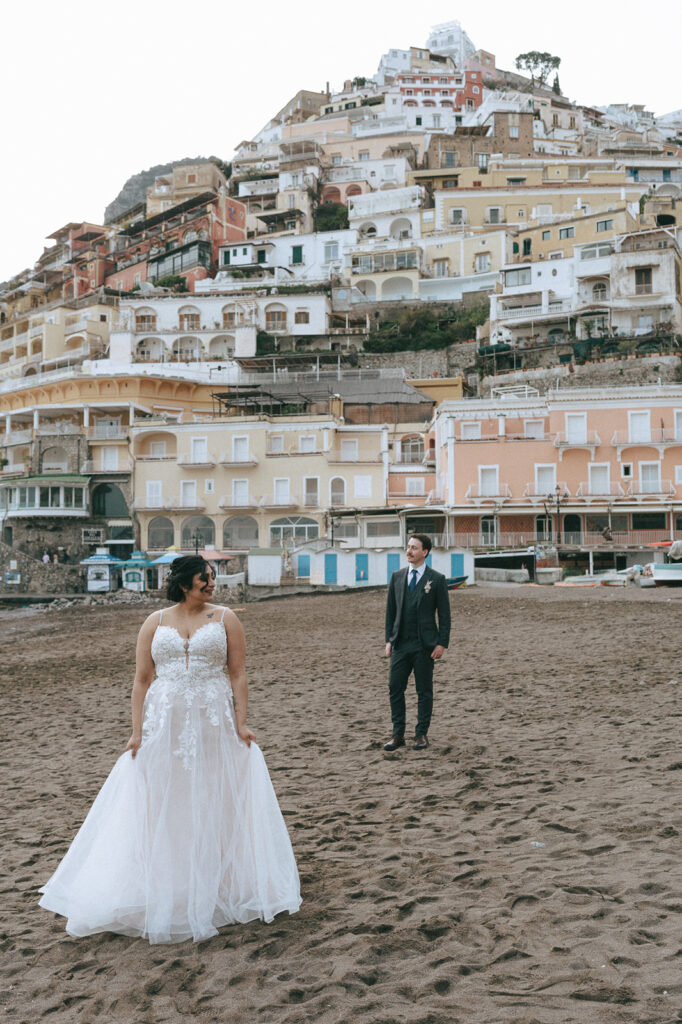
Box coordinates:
[237,724,256,747]
[126,734,142,758]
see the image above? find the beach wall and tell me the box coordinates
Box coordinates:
[0,541,83,595]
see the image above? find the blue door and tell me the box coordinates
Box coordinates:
[324,552,337,584]
[387,552,400,581]
[297,554,310,578]
[450,553,464,578]
[355,552,369,583]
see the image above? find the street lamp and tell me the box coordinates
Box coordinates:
[191,531,203,555]
[546,484,569,545]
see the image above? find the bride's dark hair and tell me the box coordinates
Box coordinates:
[166,555,211,602]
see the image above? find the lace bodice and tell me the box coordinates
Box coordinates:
[152,621,228,676]
[145,616,235,770]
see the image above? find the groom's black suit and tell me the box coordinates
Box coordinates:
[385,565,451,738]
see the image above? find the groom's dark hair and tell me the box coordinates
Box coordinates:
[409,533,432,553]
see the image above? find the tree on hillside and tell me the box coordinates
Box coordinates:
[514,51,561,88]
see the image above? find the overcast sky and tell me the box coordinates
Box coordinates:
[1,0,680,284]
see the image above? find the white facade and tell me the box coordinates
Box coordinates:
[490,230,682,342]
[426,21,476,67]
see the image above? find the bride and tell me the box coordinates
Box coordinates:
[39,555,301,943]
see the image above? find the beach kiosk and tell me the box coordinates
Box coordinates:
[81,547,124,592]
[122,550,153,592]
[150,546,180,590]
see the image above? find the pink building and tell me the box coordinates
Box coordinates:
[433,384,682,562]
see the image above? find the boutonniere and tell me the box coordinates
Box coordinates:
[424,580,432,594]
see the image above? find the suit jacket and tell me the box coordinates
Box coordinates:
[385,565,451,651]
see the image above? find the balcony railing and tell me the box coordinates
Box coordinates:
[261,493,299,509]
[0,462,26,475]
[627,479,676,496]
[611,429,681,446]
[88,425,129,441]
[498,300,572,320]
[2,428,33,445]
[38,422,82,436]
[176,453,217,468]
[80,458,133,474]
[166,497,207,511]
[219,452,259,466]
[523,481,570,501]
[554,430,601,448]
[575,482,625,497]
[218,494,260,509]
[464,483,512,500]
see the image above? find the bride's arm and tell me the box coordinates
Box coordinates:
[225,610,256,746]
[126,614,157,758]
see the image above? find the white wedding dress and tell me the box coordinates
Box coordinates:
[39,609,301,943]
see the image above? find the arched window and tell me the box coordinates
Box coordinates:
[401,436,424,464]
[198,228,208,240]
[181,515,215,549]
[92,483,129,517]
[592,281,608,302]
[41,446,69,473]
[178,305,200,331]
[359,222,377,238]
[172,336,201,361]
[135,307,157,331]
[345,185,362,198]
[223,515,259,548]
[269,516,319,546]
[390,217,412,240]
[148,516,174,549]
[183,229,197,244]
[330,477,346,505]
[264,303,287,332]
[321,186,341,204]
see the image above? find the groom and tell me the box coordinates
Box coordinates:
[384,533,451,751]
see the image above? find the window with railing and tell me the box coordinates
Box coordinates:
[635,268,652,295]
[179,313,200,331]
[265,310,287,331]
[135,314,157,331]
[401,436,424,463]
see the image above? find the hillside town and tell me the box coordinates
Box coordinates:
[2,19,682,591]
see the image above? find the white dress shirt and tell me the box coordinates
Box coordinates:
[407,562,427,587]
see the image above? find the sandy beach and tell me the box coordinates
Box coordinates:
[2,584,682,1023]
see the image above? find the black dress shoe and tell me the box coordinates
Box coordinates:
[413,734,429,750]
[383,735,405,751]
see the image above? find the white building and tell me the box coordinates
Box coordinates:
[489,228,682,344]
[426,21,476,67]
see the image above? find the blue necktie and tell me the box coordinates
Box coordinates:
[409,569,417,592]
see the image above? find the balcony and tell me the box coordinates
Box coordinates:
[261,493,299,509]
[575,482,626,499]
[218,494,260,510]
[80,458,133,474]
[219,452,259,467]
[553,430,601,459]
[88,425,129,441]
[626,479,676,498]
[0,462,26,475]
[166,497,207,511]
[38,422,82,436]
[2,428,34,445]
[176,453,217,469]
[611,428,682,457]
[464,483,512,504]
[523,481,570,503]
[498,300,573,322]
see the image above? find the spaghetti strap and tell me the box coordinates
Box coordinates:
[158,609,164,625]
[219,607,227,624]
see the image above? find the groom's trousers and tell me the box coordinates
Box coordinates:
[388,642,434,737]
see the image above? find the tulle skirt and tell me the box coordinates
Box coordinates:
[39,684,301,944]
